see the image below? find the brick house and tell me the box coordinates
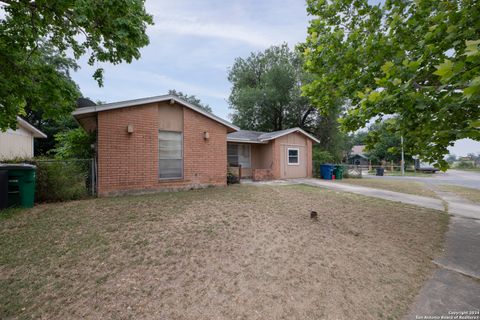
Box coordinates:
[73,94,318,196]
[227,128,319,181]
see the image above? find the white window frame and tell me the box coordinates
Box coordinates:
[158,130,184,180]
[287,148,300,166]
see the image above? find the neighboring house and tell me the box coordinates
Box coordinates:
[348,145,369,166]
[72,94,319,196]
[0,117,47,159]
[227,129,319,180]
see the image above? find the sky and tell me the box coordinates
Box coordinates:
[71,0,308,120]
[56,0,480,156]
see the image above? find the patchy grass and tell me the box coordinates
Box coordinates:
[386,171,436,177]
[367,171,435,177]
[340,178,439,198]
[0,185,448,319]
[438,185,480,203]
[453,167,480,172]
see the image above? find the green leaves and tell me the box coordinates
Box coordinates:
[465,40,480,57]
[54,128,96,159]
[464,76,480,99]
[228,44,304,132]
[0,0,153,131]
[302,0,480,168]
[381,61,395,77]
[433,59,454,80]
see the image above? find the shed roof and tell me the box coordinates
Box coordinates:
[16,117,47,138]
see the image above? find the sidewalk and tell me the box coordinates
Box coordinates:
[293,178,445,211]
[292,178,480,319]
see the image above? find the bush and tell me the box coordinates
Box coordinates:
[35,161,90,202]
[455,161,475,169]
[1,158,91,202]
[227,170,239,185]
[313,149,335,163]
[54,128,95,159]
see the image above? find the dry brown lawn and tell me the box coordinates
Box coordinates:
[340,178,439,199]
[0,184,448,319]
[438,184,480,203]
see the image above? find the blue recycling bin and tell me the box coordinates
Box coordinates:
[320,164,335,180]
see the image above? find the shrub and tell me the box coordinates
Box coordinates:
[35,161,90,202]
[227,170,239,185]
[313,149,335,164]
[1,158,91,203]
[455,161,475,169]
[54,128,95,159]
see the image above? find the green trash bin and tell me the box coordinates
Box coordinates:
[0,164,36,208]
[334,165,345,180]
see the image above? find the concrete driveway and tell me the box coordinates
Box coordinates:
[365,169,480,189]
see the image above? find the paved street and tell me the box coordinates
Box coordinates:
[364,169,480,189]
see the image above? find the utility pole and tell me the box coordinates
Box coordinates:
[401,136,405,176]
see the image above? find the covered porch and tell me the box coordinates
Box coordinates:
[227,128,316,181]
[227,141,275,181]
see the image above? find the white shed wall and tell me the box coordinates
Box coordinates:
[0,127,34,159]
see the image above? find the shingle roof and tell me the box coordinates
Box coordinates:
[227,130,266,141]
[227,127,319,143]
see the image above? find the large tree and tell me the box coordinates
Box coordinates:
[0,0,153,131]
[17,43,82,155]
[228,44,316,132]
[228,44,350,161]
[302,0,480,170]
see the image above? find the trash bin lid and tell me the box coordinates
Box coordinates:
[0,163,36,170]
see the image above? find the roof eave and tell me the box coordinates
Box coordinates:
[16,117,47,138]
[72,94,239,132]
[227,138,268,144]
[260,128,320,143]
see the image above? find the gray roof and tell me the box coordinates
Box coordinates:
[227,130,266,142]
[227,127,319,143]
[348,153,369,160]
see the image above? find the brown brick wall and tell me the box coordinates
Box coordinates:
[97,102,227,196]
[252,169,274,181]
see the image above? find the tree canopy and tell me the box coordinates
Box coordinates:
[0,0,153,130]
[228,44,351,161]
[363,119,411,164]
[302,0,480,170]
[228,44,316,132]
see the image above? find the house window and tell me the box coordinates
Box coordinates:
[287,148,299,165]
[159,131,183,179]
[227,144,251,168]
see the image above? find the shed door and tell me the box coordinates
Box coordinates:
[280,145,307,178]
